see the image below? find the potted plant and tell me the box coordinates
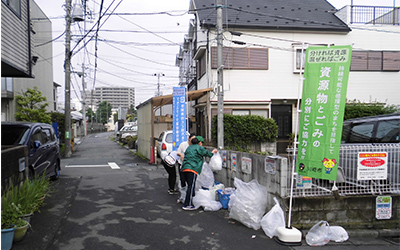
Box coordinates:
[1,190,23,249]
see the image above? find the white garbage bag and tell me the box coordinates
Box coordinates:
[261,197,286,238]
[209,152,223,171]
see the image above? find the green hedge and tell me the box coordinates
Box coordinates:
[344,100,399,120]
[212,114,278,151]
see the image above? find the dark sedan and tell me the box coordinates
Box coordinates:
[2,122,61,180]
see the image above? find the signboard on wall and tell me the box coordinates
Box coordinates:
[241,157,252,174]
[357,152,388,180]
[296,45,353,181]
[376,196,392,220]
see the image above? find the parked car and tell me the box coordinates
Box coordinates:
[116,125,133,141]
[156,130,190,159]
[1,122,61,180]
[339,113,400,184]
[341,113,400,144]
[120,126,138,144]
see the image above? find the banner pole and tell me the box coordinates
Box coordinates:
[288,42,306,228]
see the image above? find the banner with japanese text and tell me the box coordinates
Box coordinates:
[173,87,187,151]
[296,45,352,180]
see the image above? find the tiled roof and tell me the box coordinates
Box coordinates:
[192,0,350,32]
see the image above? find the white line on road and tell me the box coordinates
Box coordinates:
[65,165,109,168]
[108,162,120,169]
[65,162,121,170]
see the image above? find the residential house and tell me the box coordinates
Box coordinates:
[176,0,400,153]
[1,0,58,121]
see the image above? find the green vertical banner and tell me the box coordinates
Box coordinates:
[297,45,352,180]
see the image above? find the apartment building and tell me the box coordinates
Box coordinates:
[92,87,135,109]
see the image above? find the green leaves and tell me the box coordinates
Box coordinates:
[15,87,51,124]
[344,99,400,120]
[212,114,278,151]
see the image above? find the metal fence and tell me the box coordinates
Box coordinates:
[351,6,399,25]
[291,144,400,197]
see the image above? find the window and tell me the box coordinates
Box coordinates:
[348,122,375,143]
[294,48,307,72]
[232,110,250,116]
[2,0,21,17]
[1,78,13,92]
[376,119,400,143]
[211,47,268,70]
[351,51,400,71]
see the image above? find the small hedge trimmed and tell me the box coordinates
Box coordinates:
[212,114,278,151]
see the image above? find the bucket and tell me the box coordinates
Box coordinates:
[1,228,15,250]
[13,221,29,242]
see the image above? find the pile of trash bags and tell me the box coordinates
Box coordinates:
[189,152,349,246]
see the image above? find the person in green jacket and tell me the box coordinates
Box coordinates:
[181,136,217,210]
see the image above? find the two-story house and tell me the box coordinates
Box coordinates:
[1,0,58,121]
[176,0,400,152]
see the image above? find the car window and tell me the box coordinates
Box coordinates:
[30,128,44,147]
[348,122,375,143]
[165,133,173,143]
[158,132,164,141]
[42,128,52,144]
[1,126,30,145]
[375,119,400,143]
[341,124,350,143]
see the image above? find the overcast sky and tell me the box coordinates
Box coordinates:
[32,0,396,107]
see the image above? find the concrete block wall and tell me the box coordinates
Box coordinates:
[209,148,400,230]
[1,145,29,191]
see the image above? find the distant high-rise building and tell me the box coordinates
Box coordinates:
[92,87,135,110]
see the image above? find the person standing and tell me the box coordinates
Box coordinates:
[161,151,180,194]
[176,133,196,203]
[181,136,217,210]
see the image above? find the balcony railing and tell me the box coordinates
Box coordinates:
[350,6,399,25]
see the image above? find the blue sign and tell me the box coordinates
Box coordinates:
[173,87,187,151]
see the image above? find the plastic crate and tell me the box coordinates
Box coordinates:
[217,189,231,209]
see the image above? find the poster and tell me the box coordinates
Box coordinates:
[357,152,388,180]
[376,196,392,220]
[296,45,352,180]
[172,87,187,151]
[265,156,277,175]
[241,157,252,174]
[231,153,237,172]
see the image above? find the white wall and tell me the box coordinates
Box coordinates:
[199,24,400,106]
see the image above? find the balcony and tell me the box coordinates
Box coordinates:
[336,5,399,25]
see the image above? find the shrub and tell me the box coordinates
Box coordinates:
[344,100,399,120]
[212,114,278,151]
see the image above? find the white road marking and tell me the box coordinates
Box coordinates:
[65,165,109,168]
[65,163,121,170]
[108,162,120,169]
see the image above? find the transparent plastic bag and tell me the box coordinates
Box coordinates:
[209,152,223,171]
[193,189,222,211]
[195,162,215,190]
[328,226,349,242]
[306,221,330,246]
[229,178,268,230]
[261,197,286,238]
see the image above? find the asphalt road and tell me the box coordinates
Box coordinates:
[11,132,399,250]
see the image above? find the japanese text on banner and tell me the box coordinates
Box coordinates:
[296,45,352,181]
[173,87,187,151]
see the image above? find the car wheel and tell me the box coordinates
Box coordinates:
[51,161,61,181]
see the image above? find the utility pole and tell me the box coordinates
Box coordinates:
[81,63,87,136]
[154,72,165,97]
[64,0,72,157]
[217,0,224,149]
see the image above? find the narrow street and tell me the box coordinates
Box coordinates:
[11,132,399,250]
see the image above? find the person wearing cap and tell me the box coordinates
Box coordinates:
[180,136,218,210]
[176,133,196,203]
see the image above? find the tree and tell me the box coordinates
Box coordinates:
[96,101,112,124]
[15,87,51,123]
[86,107,95,122]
